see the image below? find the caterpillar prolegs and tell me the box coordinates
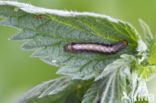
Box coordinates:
[64,40,128,55]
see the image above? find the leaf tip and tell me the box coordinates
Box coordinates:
[21,42,35,51]
[9,35,19,41]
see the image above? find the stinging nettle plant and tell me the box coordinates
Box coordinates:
[0,1,156,103]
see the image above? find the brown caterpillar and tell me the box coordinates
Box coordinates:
[64,40,128,55]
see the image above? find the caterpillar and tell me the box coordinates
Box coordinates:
[64,40,128,55]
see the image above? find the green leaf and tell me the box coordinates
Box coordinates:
[138,19,155,65]
[16,76,92,103]
[0,1,154,103]
[136,19,156,79]
[95,54,136,80]
[0,1,139,80]
[82,55,149,103]
[138,65,156,80]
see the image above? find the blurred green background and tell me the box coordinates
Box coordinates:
[0,0,156,103]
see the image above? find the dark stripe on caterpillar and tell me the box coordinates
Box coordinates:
[64,40,128,55]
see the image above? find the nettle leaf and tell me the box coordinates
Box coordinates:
[137,19,156,79]
[0,1,154,103]
[16,76,92,103]
[138,19,155,65]
[137,65,156,80]
[0,1,139,80]
[95,54,136,80]
[82,55,149,103]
